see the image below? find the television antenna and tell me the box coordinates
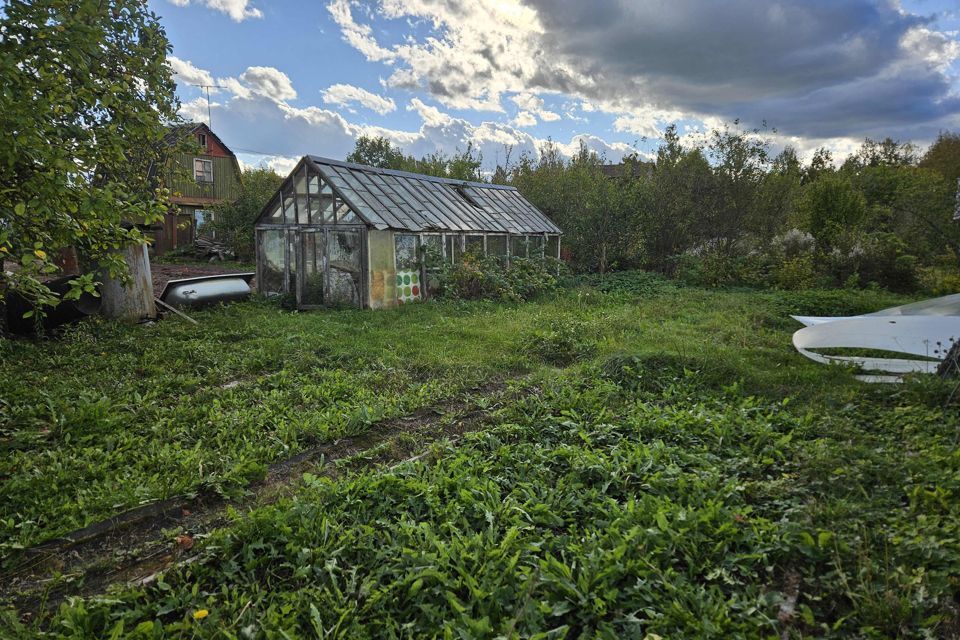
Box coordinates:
[187,83,226,128]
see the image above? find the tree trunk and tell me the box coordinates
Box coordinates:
[99,243,156,323]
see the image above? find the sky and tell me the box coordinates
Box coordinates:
[154,0,960,175]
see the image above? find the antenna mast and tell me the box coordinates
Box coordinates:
[187,83,226,128]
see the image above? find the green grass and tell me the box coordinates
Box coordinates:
[3,279,958,637]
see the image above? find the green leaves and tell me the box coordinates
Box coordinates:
[0,0,180,314]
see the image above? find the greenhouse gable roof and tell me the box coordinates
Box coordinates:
[305,156,561,235]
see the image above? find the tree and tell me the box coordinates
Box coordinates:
[0,0,180,311]
[844,137,919,170]
[206,168,283,260]
[346,135,408,169]
[919,130,960,187]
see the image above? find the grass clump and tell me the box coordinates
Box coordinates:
[521,318,596,365]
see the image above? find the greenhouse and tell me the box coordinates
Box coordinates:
[254,156,562,309]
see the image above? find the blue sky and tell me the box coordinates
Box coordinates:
[154,0,960,174]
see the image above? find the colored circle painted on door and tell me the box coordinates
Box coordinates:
[404,286,412,296]
[412,285,420,296]
[396,275,403,286]
[403,274,411,285]
[411,273,419,284]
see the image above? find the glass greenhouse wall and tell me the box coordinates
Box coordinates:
[255,156,562,310]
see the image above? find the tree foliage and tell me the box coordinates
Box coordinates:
[205,167,283,260]
[0,0,180,309]
[347,135,482,181]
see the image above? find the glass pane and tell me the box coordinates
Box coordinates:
[464,235,484,255]
[287,230,297,292]
[259,229,285,293]
[294,167,308,196]
[452,235,463,263]
[282,189,296,224]
[529,235,545,257]
[300,231,325,306]
[264,196,283,223]
[421,235,443,269]
[487,235,507,259]
[395,234,419,271]
[296,194,308,224]
[547,235,560,259]
[327,229,363,307]
[338,201,359,223]
[309,195,334,224]
[510,235,527,259]
[308,172,320,196]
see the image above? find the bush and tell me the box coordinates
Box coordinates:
[521,318,595,365]
[435,251,563,302]
[571,269,675,297]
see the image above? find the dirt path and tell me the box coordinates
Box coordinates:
[4,379,533,625]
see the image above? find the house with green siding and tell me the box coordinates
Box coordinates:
[151,123,242,254]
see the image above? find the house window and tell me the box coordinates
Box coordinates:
[194,158,213,183]
[195,210,215,238]
[197,133,207,149]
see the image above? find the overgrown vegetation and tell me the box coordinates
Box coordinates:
[511,127,960,293]
[432,249,563,302]
[201,168,283,261]
[2,281,959,638]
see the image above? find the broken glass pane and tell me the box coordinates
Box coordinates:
[395,234,419,271]
[259,229,285,293]
[327,229,362,307]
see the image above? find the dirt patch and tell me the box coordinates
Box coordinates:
[3,379,528,624]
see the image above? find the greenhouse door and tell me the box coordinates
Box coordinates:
[298,230,325,307]
[295,228,364,309]
[325,228,364,308]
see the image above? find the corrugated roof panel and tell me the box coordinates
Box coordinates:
[304,155,561,235]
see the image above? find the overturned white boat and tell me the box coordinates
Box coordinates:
[791,293,960,378]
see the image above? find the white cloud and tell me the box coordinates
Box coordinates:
[512,111,537,127]
[511,92,561,123]
[407,98,453,128]
[169,56,214,88]
[179,97,215,124]
[239,67,297,101]
[327,0,396,63]
[322,83,397,115]
[326,0,960,149]
[167,0,262,22]
[193,66,638,171]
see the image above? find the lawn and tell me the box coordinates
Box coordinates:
[2,276,958,638]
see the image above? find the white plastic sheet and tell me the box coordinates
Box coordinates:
[792,293,960,326]
[792,315,960,374]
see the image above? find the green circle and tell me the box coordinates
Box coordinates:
[404,286,412,296]
[403,274,411,285]
[411,273,419,284]
[396,275,403,286]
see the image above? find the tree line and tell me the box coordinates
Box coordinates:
[350,127,960,294]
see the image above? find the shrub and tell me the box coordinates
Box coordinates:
[773,255,818,290]
[521,318,595,365]
[571,269,675,297]
[435,251,563,302]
